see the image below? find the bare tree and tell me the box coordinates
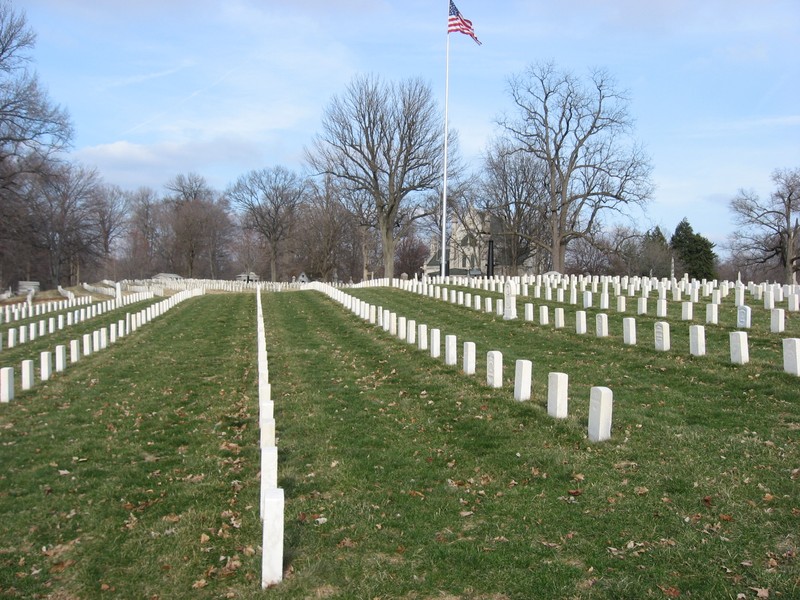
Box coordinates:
[307,74,445,281]
[480,140,549,274]
[394,223,429,278]
[500,62,653,272]
[341,187,378,281]
[729,167,800,284]
[0,0,71,193]
[119,187,163,278]
[0,0,72,290]
[86,183,129,279]
[290,175,357,281]
[227,166,305,282]
[26,163,102,286]
[230,224,266,279]
[163,172,228,278]
[203,196,235,280]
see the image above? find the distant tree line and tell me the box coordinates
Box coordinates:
[1,1,796,292]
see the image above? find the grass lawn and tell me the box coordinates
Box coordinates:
[1,285,798,599]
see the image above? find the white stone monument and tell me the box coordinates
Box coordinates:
[689,325,706,356]
[430,329,441,358]
[654,322,671,352]
[575,311,587,335]
[486,351,503,388]
[596,314,609,337]
[514,360,532,401]
[730,332,749,364]
[463,342,476,375]
[547,372,568,418]
[783,338,800,376]
[588,386,613,442]
[503,280,517,320]
[736,305,752,329]
[623,318,636,345]
[445,335,457,366]
[0,367,13,402]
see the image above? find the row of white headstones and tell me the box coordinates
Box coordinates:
[0,294,94,326]
[345,276,800,376]
[0,292,157,354]
[122,277,298,295]
[307,281,613,440]
[0,289,205,402]
[401,272,799,309]
[256,289,284,589]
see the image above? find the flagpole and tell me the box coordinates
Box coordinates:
[440,22,451,279]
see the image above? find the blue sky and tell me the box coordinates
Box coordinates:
[20,0,800,251]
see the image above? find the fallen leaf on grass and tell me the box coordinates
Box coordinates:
[614,461,638,471]
[41,541,78,558]
[337,537,356,548]
[635,486,649,496]
[220,555,241,577]
[459,511,474,517]
[657,584,680,597]
[568,489,583,497]
[750,588,769,598]
[50,559,76,573]
[219,441,241,454]
[192,579,208,589]
[123,513,138,530]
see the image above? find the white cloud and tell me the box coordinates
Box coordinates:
[74,137,269,191]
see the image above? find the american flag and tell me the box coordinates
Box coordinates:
[448,1,481,45]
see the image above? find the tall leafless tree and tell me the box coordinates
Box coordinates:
[163,172,229,278]
[226,166,305,282]
[87,183,129,279]
[0,0,72,290]
[500,62,653,272]
[307,75,446,281]
[26,163,102,286]
[291,175,356,282]
[0,0,71,193]
[480,140,549,274]
[729,167,800,284]
[120,187,162,278]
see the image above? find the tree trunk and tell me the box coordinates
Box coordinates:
[380,224,395,283]
[361,226,369,281]
[550,234,567,273]
[786,227,797,285]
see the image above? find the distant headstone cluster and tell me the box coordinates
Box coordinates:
[0,289,204,402]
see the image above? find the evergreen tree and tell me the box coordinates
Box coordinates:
[670,218,717,280]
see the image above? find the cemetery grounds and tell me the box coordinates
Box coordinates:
[0,281,798,599]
